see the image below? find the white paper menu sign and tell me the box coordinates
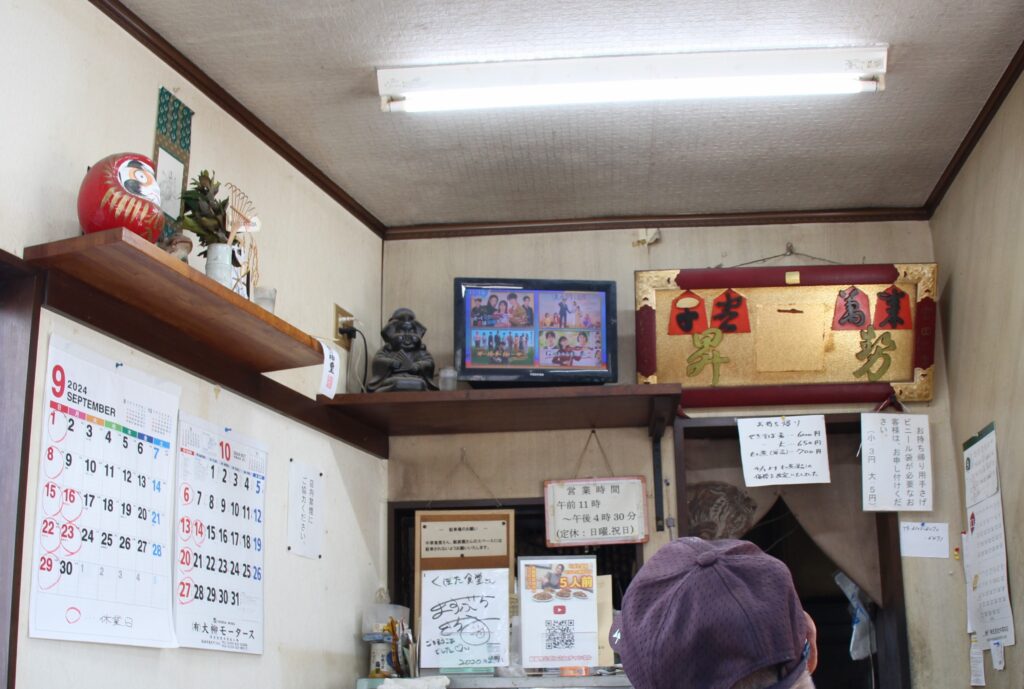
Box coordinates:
[174,414,267,653]
[965,492,1015,649]
[964,424,999,509]
[861,413,932,511]
[29,336,179,647]
[420,568,510,668]
[287,460,324,559]
[736,415,830,487]
[519,556,598,668]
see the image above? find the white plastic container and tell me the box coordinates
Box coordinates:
[362,603,410,640]
[204,243,233,288]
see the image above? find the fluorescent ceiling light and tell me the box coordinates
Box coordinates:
[378,46,887,113]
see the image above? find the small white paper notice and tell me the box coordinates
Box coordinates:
[287,461,324,559]
[420,520,508,559]
[991,641,1005,670]
[861,413,932,511]
[964,423,999,509]
[737,415,830,487]
[316,338,342,398]
[970,635,986,686]
[899,522,949,558]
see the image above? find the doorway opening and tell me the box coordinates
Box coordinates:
[744,498,875,689]
[675,414,910,689]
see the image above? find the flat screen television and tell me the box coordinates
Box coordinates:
[454,277,617,386]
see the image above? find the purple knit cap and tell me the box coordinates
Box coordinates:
[609,538,808,689]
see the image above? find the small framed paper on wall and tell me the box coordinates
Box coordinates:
[544,476,649,547]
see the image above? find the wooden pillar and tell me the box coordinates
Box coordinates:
[875,511,912,689]
[672,416,689,536]
[0,252,43,689]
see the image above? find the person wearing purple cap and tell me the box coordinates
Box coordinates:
[609,538,818,689]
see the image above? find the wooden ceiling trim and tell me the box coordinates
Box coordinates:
[925,38,1024,214]
[385,207,930,240]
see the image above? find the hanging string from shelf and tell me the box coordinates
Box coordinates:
[724,242,845,269]
[873,393,904,413]
[857,393,907,458]
[572,429,616,478]
[427,448,502,507]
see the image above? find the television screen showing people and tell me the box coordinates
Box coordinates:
[464,288,608,371]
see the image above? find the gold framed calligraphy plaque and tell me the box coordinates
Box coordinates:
[635,264,936,406]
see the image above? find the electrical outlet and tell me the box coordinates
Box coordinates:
[334,304,354,351]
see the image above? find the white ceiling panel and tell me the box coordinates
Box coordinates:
[119,0,1024,227]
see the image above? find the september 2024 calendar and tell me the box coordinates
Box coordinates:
[30,337,180,646]
[29,337,267,652]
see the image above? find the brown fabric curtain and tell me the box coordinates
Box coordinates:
[683,432,881,605]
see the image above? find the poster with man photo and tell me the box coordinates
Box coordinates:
[468,289,536,328]
[538,330,603,368]
[537,292,603,330]
[469,329,535,366]
[519,556,598,668]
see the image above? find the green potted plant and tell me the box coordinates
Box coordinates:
[177,170,235,288]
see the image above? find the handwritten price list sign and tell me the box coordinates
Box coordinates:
[174,414,267,653]
[29,337,180,647]
[736,415,830,487]
[420,568,509,668]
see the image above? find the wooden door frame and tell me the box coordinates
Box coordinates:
[0,252,44,689]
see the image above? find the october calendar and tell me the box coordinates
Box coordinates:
[29,337,180,647]
[174,414,266,653]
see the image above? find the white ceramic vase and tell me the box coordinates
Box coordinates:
[204,243,233,289]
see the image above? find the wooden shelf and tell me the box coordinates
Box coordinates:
[24,229,322,372]
[19,232,679,457]
[321,383,681,436]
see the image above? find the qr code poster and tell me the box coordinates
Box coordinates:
[518,556,597,668]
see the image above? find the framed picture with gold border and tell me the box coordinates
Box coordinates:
[635,264,936,406]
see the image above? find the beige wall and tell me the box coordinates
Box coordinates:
[19,313,389,688]
[2,2,387,688]
[930,75,1024,687]
[4,0,1011,685]
[384,220,967,687]
[383,220,933,380]
[0,0,383,395]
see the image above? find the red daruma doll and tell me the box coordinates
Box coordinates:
[77,153,166,242]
